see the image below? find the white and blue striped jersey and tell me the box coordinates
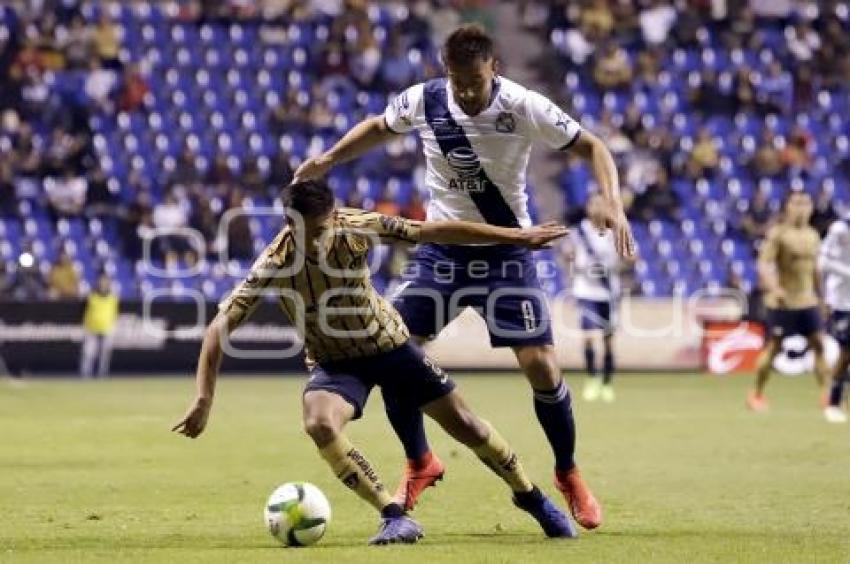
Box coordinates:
[383,76,582,228]
[819,219,850,311]
[569,219,620,302]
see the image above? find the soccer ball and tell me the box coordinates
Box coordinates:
[264,482,331,547]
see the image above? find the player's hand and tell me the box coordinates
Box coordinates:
[292,155,333,183]
[590,203,636,261]
[518,222,569,249]
[611,211,637,261]
[172,396,212,439]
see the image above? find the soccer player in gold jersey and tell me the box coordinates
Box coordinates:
[174,180,578,544]
[747,189,828,412]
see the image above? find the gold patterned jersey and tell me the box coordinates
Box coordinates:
[219,208,422,364]
[759,222,820,309]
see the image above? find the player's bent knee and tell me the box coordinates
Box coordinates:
[302,415,339,447]
[516,346,560,388]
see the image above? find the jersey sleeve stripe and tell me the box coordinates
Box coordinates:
[558,129,581,151]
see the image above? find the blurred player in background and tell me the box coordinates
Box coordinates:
[747,190,827,412]
[564,194,621,403]
[294,23,635,531]
[79,273,119,379]
[173,180,580,544]
[819,215,850,423]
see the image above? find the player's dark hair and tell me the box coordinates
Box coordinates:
[781,186,809,210]
[441,24,494,68]
[283,180,335,218]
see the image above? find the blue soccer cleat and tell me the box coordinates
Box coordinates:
[368,515,424,545]
[513,485,579,539]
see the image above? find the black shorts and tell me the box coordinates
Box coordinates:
[765,307,822,339]
[828,310,850,349]
[303,341,455,419]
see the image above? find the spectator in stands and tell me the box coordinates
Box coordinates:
[781,126,812,175]
[268,148,294,190]
[60,16,91,70]
[170,146,201,188]
[739,184,773,243]
[638,0,677,47]
[84,58,117,114]
[687,128,720,179]
[308,90,335,132]
[621,103,644,142]
[225,189,253,260]
[11,242,46,300]
[240,159,265,195]
[592,42,632,91]
[580,0,615,43]
[788,21,821,63]
[188,188,218,254]
[793,64,815,111]
[205,152,237,193]
[756,61,793,115]
[625,130,663,195]
[45,127,87,175]
[152,193,189,265]
[79,272,119,379]
[45,168,87,223]
[0,161,16,217]
[594,109,632,157]
[118,191,151,261]
[689,70,734,116]
[379,36,417,92]
[92,13,121,70]
[117,63,149,113]
[810,185,838,237]
[630,168,681,223]
[269,90,310,136]
[732,65,756,113]
[85,163,113,215]
[47,249,80,300]
[751,128,784,178]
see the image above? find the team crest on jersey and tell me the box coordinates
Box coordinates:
[494,111,515,133]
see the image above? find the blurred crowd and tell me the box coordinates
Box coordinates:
[528,0,848,246]
[0,0,487,301]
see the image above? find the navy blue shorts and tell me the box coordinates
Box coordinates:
[303,341,456,419]
[578,299,615,335]
[393,243,553,348]
[828,310,850,348]
[765,307,822,339]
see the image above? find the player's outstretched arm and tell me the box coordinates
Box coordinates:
[419,220,568,249]
[172,309,242,438]
[757,226,785,305]
[293,115,398,182]
[568,130,636,259]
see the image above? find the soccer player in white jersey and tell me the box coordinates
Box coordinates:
[294,24,635,530]
[564,194,622,403]
[819,216,850,423]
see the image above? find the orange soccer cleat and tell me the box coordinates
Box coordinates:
[746,390,769,412]
[393,452,445,511]
[555,467,603,530]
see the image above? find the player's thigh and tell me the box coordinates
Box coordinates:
[421,390,488,447]
[377,342,456,414]
[513,343,561,389]
[806,331,826,353]
[302,390,355,446]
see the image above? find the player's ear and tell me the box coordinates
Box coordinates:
[491,57,499,76]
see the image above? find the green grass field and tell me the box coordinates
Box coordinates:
[2,373,849,563]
